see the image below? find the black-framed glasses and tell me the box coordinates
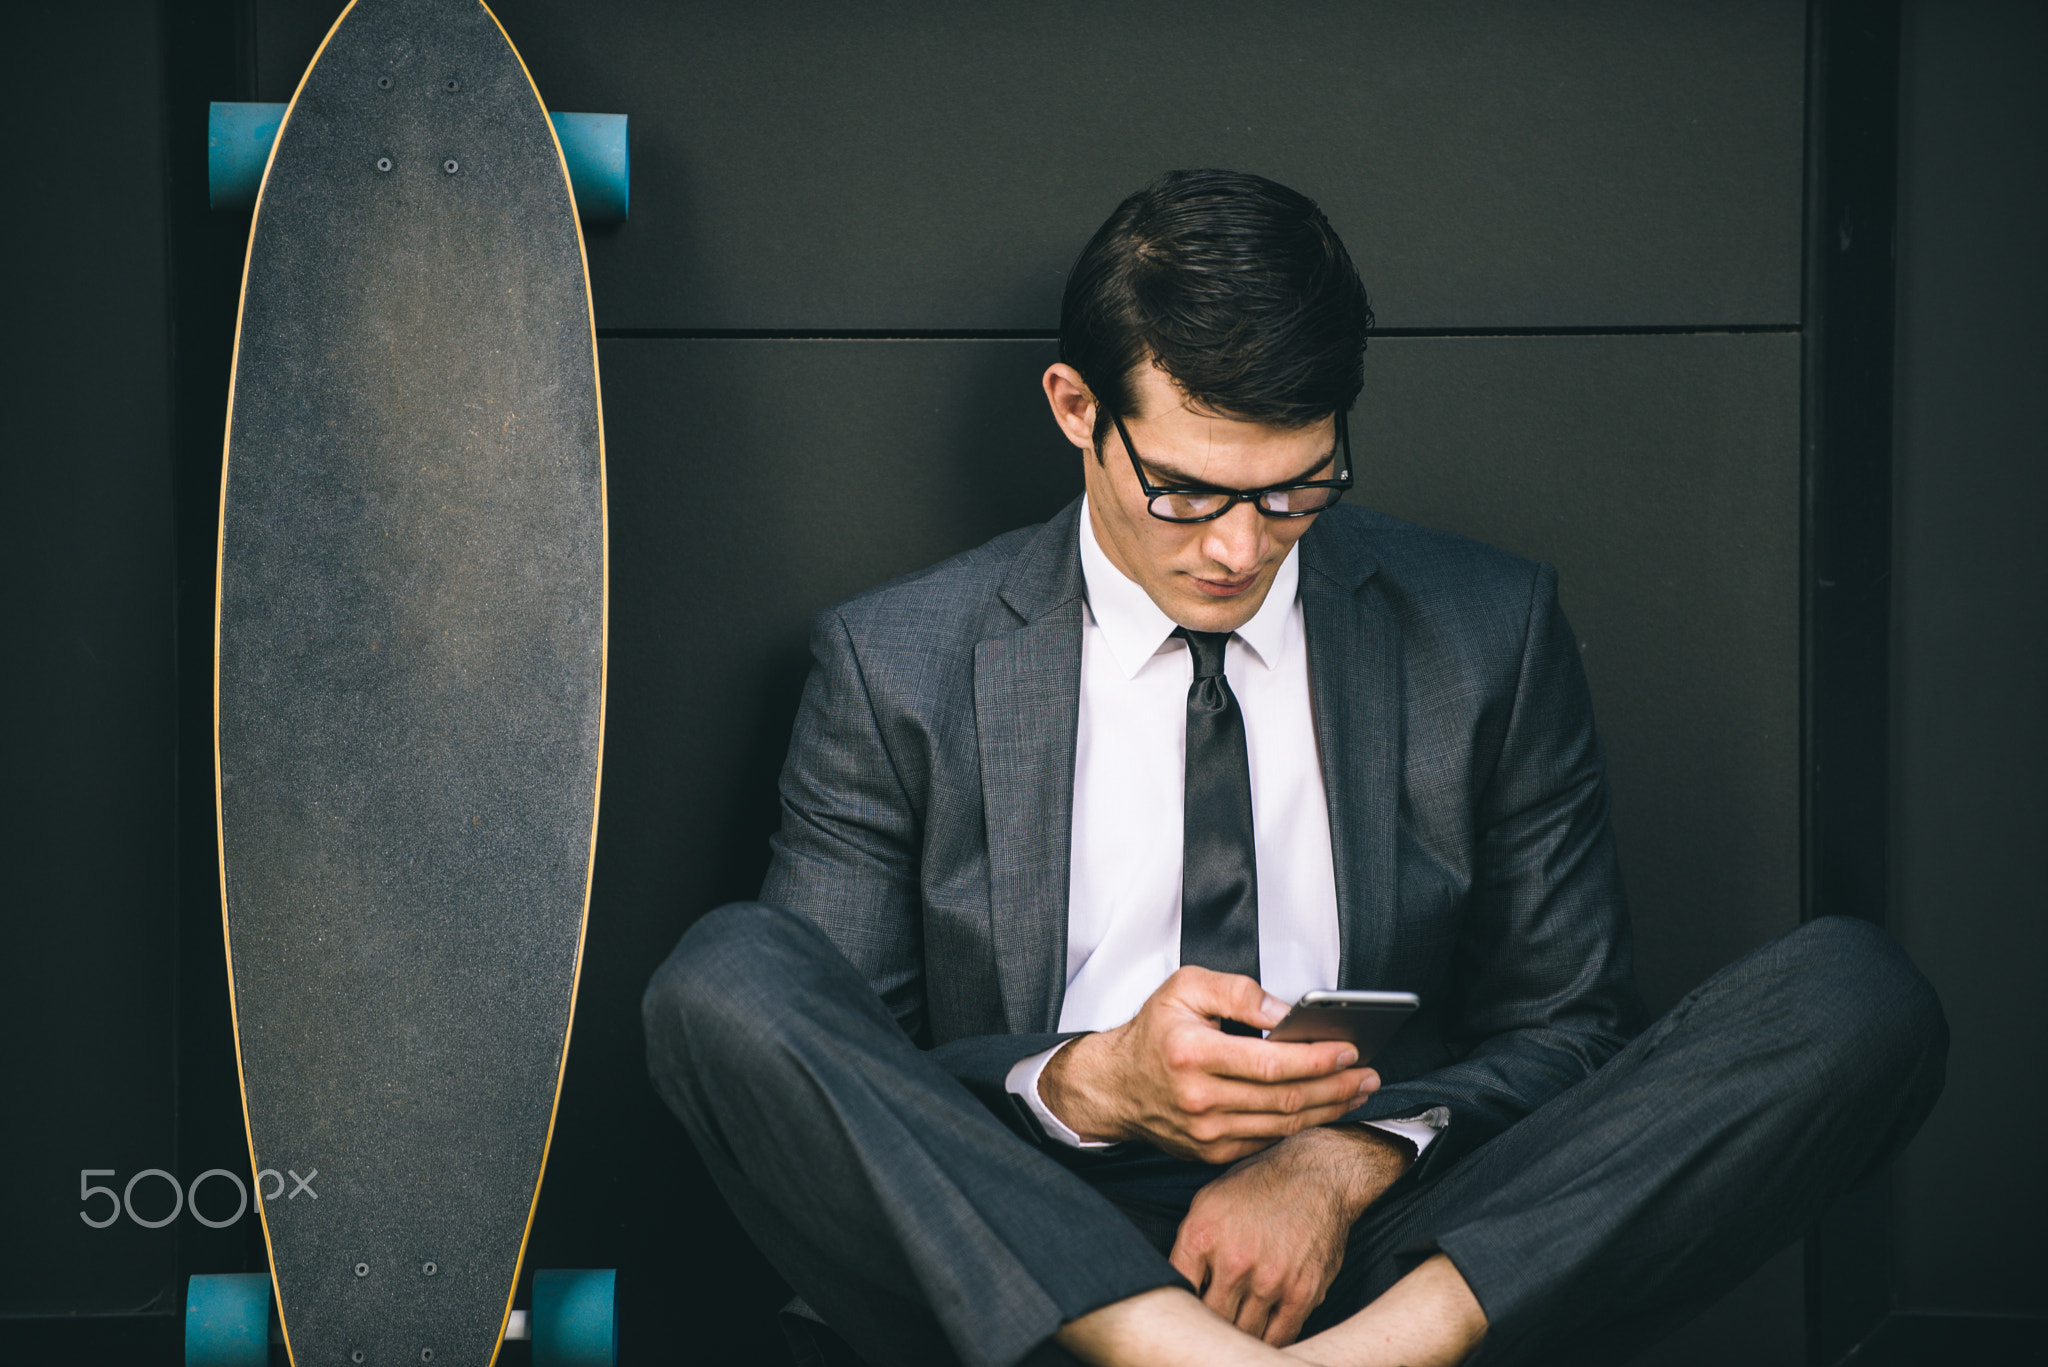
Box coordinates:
[1110,409,1353,523]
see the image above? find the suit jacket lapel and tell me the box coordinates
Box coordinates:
[975,501,1086,1034]
[1299,518,1402,994]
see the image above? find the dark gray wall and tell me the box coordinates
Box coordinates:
[0,0,181,1321]
[1889,0,2048,1321]
[249,1,1808,332]
[1,7,278,1361]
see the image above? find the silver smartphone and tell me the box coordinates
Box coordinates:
[1265,989,1420,1059]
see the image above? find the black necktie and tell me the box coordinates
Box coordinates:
[1175,628,1261,986]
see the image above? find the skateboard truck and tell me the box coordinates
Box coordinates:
[187,1269,619,1365]
[207,102,630,222]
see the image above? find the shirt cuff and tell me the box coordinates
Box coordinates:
[1004,1040,1117,1149]
[1360,1114,1443,1158]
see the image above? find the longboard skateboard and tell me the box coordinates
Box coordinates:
[194,1,610,1363]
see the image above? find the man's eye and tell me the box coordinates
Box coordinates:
[1158,491,1230,519]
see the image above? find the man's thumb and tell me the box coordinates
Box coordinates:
[1184,967,1290,1030]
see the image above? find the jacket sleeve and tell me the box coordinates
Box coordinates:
[760,604,1109,1149]
[1343,563,1645,1178]
[759,605,933,1040]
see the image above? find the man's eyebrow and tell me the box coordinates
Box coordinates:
[1142,442,1339,490]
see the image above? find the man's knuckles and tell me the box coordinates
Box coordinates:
[1190,1135,1261,1163]
[1163,963,1229,1002]
[1249,1269,1291,1303]
[1161,1033,1213,1074]
[1211,1249,1257,1285]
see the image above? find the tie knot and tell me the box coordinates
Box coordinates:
[1175,627,1232,680]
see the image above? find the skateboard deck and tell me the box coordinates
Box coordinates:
[214,1,605,1364]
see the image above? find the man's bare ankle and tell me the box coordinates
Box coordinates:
[1285,1254,1487,1367]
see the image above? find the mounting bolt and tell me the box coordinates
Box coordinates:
[376,76,392,90]
[443,160,460,175]
[351,1353,365,1364]
[421,1261,437,1276]
[376,157,392,173]
[421,1351,435,1363]
[445,78,460,92]
[354,1262,370,1278]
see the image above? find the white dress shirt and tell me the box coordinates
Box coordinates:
[1004,498,1441,1158]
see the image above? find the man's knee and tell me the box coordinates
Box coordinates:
[1781,916,1945,1042]
[642,901,827,1086]
[1770,916,1948,1105]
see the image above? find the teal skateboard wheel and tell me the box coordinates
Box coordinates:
[207,102,285,212]
[547,112,629,222]
[185,1272,272,1367]
[532,1268,619,1367]
[207,102,629,221]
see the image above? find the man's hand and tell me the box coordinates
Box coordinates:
[1173,1125,1414,1346]
[1039,966,1378,1163]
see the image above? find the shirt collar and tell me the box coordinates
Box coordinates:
[1078,495,1300,680]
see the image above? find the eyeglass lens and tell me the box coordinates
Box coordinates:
[1148,485,1345,521]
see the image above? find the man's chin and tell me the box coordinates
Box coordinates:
[1168,580,1270,633]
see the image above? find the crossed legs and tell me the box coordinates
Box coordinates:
[644,906,1945,1367]
[1299,914,1947,1365]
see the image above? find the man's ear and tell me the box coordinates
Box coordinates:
[1042,363,1103,461]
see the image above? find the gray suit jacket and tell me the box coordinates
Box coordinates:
[760,497,1643,1175]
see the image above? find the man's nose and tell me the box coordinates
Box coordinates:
[1201,501,1268,574]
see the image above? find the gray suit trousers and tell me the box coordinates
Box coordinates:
[643,905,1945,1367]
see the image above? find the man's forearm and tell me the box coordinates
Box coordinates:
[1039,1028,1130,1142]
[1284,1123,1413,1221]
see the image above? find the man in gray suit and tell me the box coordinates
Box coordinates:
[644,171,1945,1367]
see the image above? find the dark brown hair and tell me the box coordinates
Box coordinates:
[1059,169,1374,450]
